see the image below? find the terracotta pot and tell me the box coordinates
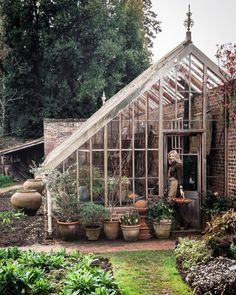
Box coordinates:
[134,200,148,208]
[57,220,80,241]
[138,216,151,240]
[23,179,45,194]
[153,219,172,239]
[84,225,102,241]
[121,224,140,242]
[103,220,120,240]
[11,189,42,216]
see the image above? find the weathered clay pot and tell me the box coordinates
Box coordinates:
[153,219,172,239]
[23,179,45,194]
[11,189,42,216]
[121,224,140,242]
[57,220,80,241]
[103,220,120,240]
[84,225,102,241]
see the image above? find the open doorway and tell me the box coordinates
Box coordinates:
[164,133,202,229]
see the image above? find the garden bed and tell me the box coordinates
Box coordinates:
[0,248,119,294]
[0,192,44,247]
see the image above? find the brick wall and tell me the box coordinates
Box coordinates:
[44,119,85,156]
[228,104,236,199]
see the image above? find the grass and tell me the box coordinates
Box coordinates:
[0,174,15,188]
[104,250,193,295]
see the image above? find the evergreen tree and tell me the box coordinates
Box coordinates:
[0,0,160,138]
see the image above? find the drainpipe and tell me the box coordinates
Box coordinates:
[42,174,53,238]
[46,185,53,237]
[224,93,229,196]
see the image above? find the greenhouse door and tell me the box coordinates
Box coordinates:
[163,134,202,229]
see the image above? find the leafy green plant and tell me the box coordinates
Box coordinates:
[61,268,119,294]
[46,168,80,222]
[0,247,22,260]
[80,202,109,227]
[148,200,173,222]
[0,174,15,188]
[0,248,119,294]
[120,211,140,225]
[0,211,25,225]
[201,191,233,217]
[174,238,212,270]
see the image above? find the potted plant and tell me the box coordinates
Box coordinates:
[46,168,81,241]
[148,200,173,238]
[80,202,109,240]
[103,176,130,240]
[120,210,140,241]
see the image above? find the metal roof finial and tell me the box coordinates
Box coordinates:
[184,4,194,41]
[102,91,106,105]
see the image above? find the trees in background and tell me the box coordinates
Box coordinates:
[0,0,160,138]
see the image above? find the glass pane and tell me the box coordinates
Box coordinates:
[148,122,158,148]
[134,121,145,149]
[92,129,104,149]
[121,151,132,177]
[107,120,119,149]
[183,155,198,191]
[135,151,145,177]
[121,120,133,149]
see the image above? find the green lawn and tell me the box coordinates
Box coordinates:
[104,250,193,295]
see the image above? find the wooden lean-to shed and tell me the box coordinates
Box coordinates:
[42,28,227,233]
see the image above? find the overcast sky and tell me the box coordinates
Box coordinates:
[151,0,236,64]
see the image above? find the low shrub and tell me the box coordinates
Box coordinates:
[174,238,212,270]
[201,191,233,217]
[185,257,236,295]
[203,209,236,257]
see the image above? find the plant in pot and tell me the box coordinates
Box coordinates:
[120,210,140,242]
[46,168,81,241]
[103,175,131,240]
[148,200,173,238]
[80,202,110,241]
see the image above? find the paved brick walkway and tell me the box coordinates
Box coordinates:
[21,238,176,253]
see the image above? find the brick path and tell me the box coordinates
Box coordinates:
[21,238,176,253]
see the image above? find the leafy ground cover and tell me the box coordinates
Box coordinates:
[105,250,193,295]
[0,248,119,295]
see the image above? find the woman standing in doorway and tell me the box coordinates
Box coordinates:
[167,150,185,200]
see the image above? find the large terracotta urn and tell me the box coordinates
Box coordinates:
[11,189,42,216]
[23,179,45,194]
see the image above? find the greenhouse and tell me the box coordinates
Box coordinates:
[42,30,227,232]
